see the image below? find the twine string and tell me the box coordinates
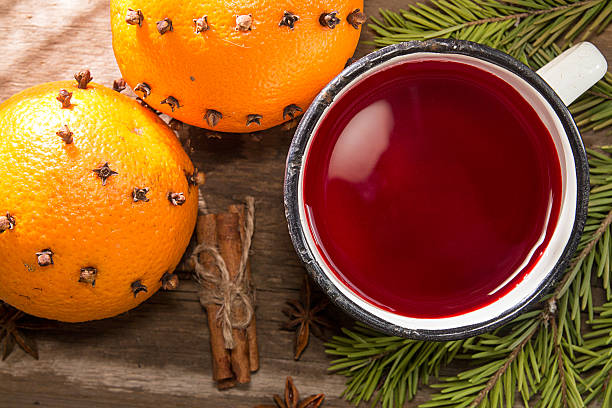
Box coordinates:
[192,197,255,349]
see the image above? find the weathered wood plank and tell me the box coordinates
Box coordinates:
[0,0,611,407]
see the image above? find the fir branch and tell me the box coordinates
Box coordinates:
[552,183,612,306]
[328,3,612,404]
[419,320,543,407]
[572,74,612,130]
[370,0,612,133]
[370,0,610,53]
[468,323,539,408]
[574,295,612,406]
[325,323,465,407]
[328,148,612,407]
[552,319,569,407]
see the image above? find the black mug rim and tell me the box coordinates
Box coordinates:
[283,39,589,341]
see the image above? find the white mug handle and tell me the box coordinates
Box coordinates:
[536,42,608,106]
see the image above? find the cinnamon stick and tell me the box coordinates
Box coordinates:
[217,378,238,390]
[229,204,259,372]
[216,213,251,384]
[196,214,234,384]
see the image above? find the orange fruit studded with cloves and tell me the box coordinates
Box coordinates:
[0,72,199,322]
[110,0,365,132]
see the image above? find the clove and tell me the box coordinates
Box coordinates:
[246,114,262,126]
[161,96,180,112]
[0,213,15,233]
[319,12,340,29]
[161,272,179,290]
[126,8,143,26]
[235,14,253,31]
[113,78,127,93]
[132,187,150,202]
[168,192,186,206]
[92,162,118,186]
[56,124,73,144]
[279,11,299,29]
[205,109,222,127]
[283,104,303,120]
[131,280,148,297]
[193,16,209,33]
[346,9,366,29]
[79,267,97,286]
[186,168,205,187]
[157,18,173,35]
[74,69,93,89]
[57,89,73,108]
[134,82,151,98]
[36,249,54,267]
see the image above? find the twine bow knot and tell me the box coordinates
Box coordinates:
[192,197,255,349]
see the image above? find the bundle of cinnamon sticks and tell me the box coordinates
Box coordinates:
[196,202,259,389]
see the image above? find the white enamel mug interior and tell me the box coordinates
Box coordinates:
[285,40,606,339]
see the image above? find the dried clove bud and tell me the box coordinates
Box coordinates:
[161,272,179,290]
[74,69,93,89]
[92,162,118,186]
[283,104,303,120]
[0,213,15,233]
[126,8,143,26]
[193,16,209,33]
[131,280,148,297]
[279,11,299,29]
[132,187,150,202]
[186,168,205,186]
[36,249,54,267]
[168,192,186,206]
[79,267,97,286]
[134,82,151,98]
[246,114,262,126]
[235,14,253,31]
[157,18,173,35]
[205,109,222,127]
[346,9,366,29]
[161,96,180,112]
[56,124,73,144]
[113,78,127,92]
[319,11,340,29]
[57,89,73,108]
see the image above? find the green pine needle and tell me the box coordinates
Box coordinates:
[326,323,465,407]
[327,149,612,407]
[369,0,612,133]
[369,0,610,54]
[327,1,612,404]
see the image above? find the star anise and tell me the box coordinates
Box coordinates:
[282,275,333,360]
[254,376,325,408]
[0,302,53,360]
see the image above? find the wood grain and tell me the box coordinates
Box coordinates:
[0,0,610,407]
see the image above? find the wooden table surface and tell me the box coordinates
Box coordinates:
[0,1,611,407]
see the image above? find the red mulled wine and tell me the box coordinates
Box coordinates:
[302,59,562,318]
